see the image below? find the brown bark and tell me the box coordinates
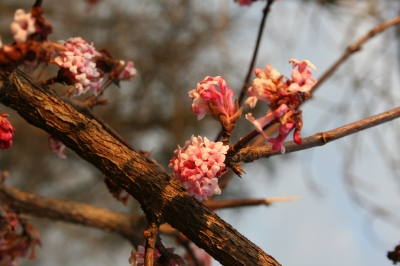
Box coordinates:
[0,183,147,244]
[0,69,281,266]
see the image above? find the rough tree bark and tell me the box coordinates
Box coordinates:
[0,69,281,266]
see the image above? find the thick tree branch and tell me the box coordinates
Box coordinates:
[0,183,146,244]
[228,106,400,164]
[0,70,280,266]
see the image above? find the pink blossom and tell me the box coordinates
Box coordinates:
[189,76,236,121]
[245,59,317,153]
[245,104,289,139]
[245,65,281,108]
[169,136,228,201]
[0,114,14,150]
[117,61,137,81]
[268,122,295,154]
[54,37,102,95]
[10,9,36,44]
[288,59,317,93]
[48,136,66,159]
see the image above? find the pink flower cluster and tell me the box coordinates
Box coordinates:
[0,114,14,150]
[188,76,237,121]
[169,136,228,201]
[54,37,102,95]
[245,59,317,153]
[117,60,137,81]
[10,9,36,44]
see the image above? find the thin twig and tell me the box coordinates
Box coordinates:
[215,0,275,142]
[32,0,43,8]
[228,105,400,163]
[225,15,400,160]
[310,15,400,94]
[237,0,275,106]
[95,78,113,100]
[143,223,158,266]
[204,196,300,209]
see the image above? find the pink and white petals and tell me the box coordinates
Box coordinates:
[245,59,317,153]
[117,61,137,81]
[169,136,228,201]
[288,59,317,93]
[188,76,238,121]
[54,37,102,96]
[10,9,36,44]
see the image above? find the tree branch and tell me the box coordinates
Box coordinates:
[0,183,147,245]
[204,196,300,209]
[0,69,281,266]
[311,15,400,94]
[229,105,400,163]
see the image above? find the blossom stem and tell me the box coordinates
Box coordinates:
[228,120,276,157]
[95,77,113,100]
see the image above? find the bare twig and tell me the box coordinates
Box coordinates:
[229,105,400,163]
[215,0,275,142]
[311,15,400,94]
[227,15,400,153]
[204,196,300,209]
[237,0,275,106]
[33,0,43,8]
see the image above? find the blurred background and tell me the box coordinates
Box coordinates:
[0,0,400,265]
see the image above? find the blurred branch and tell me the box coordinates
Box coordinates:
[229,105,400,163]
[33,0,43,8]
[0,183,147,245]
[311,14,400,94]
[0,69,281,266]
[204,196,300,209]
